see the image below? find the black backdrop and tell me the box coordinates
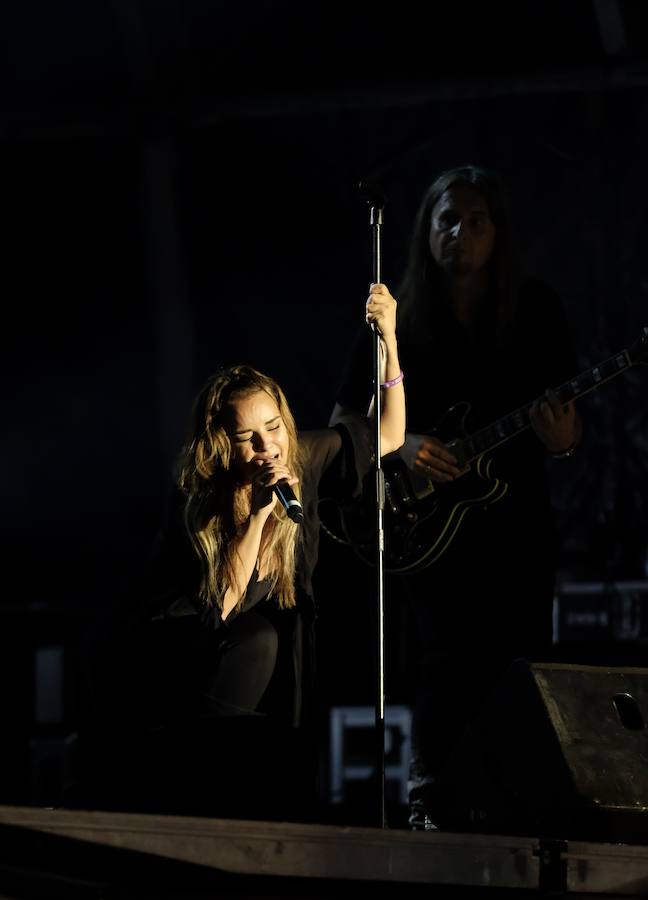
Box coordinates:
[2,0,648,810]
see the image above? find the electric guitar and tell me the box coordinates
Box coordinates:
[326,326,648,574]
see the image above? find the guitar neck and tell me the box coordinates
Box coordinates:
[461,345,636,463]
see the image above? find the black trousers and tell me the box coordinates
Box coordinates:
[401,502,557,817]
[83,608,319,819]
[138,610,281,726]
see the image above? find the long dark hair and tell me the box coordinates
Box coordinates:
[397,165,520,346]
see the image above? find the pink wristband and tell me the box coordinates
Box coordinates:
[381,370,404,389]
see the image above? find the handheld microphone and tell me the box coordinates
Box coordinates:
[274,482,304,524]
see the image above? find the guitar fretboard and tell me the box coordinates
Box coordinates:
[462,348,634,463]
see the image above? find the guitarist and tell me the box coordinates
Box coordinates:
[330,165,582,830]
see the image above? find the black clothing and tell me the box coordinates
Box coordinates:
[79,418,373,818]
[142,608,279,720]
[338,278,574,535]
[335,277,578,826]
[83,417,372,745]
[131,422,369,727]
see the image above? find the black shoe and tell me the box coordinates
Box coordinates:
[410,813,438,831]
[408,797,439,831]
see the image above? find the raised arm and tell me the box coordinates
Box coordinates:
[353,282,406,455]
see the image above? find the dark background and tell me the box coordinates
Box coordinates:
[2,0,648,818]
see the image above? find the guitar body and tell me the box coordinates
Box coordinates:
[340,403,509,574]
[327,327,647,574]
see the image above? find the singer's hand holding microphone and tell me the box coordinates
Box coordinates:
[252,459,304,524]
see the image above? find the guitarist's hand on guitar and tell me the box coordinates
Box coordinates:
[529,389,581,455]
[400,432,470,483]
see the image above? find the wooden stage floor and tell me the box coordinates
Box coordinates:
[0,805,647,898]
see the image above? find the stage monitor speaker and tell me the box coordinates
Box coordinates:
[432,659,648,844]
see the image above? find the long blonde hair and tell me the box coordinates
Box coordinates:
[177,365,303,614]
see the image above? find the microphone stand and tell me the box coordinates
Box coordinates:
[363,186,387,829]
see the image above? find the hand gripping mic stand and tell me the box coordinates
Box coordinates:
[361,181,388,829]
